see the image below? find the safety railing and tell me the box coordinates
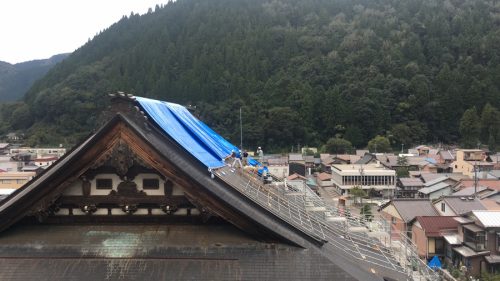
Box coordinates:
[214,167,409,275]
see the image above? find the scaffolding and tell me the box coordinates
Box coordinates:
[214,166,440,281]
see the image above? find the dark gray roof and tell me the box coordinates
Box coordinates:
[399,178,424,187]
[289,154,304,162]
[304,155,315,163]
[355,153,376,165]
[439,150,455,161]
[418,182,451,194]
[391,199,438,223]
[442,196,487,215]
[0,224,361,281]
[489,170,500,179]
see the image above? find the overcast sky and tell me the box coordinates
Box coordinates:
[0,0,168,64]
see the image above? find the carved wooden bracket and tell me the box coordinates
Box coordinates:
[91,139,151,179]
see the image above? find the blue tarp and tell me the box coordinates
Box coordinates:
[164,102,240,159]
[247,156,260,167]
[428,256,441,269]
[136,97,227,168]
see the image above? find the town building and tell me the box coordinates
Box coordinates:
[0,171,36,191]
[452,149,494,178]
[331,163,396,198]
[9,147,66,157]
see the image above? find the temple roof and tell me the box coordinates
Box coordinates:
[0,95,406,280]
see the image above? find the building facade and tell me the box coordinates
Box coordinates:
[331,164,396,197]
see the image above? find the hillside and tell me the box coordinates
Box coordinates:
[0,54,69,102]
[2,0,500,151]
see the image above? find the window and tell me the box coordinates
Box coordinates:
[435,239,444,255]
[391,217,397,225]
[143,178,160,190]
[96,179,113,189]
[441,203,446,212]
[497,233,500,252]
[464,228,487,251]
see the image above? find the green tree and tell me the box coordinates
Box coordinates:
[367,135,391,153]
[350,186,367,205]
[459,107,481,148]
[323,137,353,154]
[480,103,500,151]
[360,204,373,222]
[391,123,412,147]
[344,125,364,148]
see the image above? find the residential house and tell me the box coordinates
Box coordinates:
[452,149,494,178]
[6,132,20,141]
[412,216,459,260]
[418,176,459,200]
[438,150,456,163]
[33,155,59,168]
[451,211,500,277]
[380,199,438,238]
[317,172,332,187]
[286,173,308,190]
[21,165,45,175]
[288,153,306,176]
[0,156,19,172]
[304,155,317,174]
[434,196,486,216]
[454,179,500,193]
[397,177,424,198]
[418,172,468,185]
[488,170,500,179]
[490,153,500,169]
[267,156,288,178]
[375,154,437,173]
[0,143,10,155]
[286,173,319,194]
[330,163,396,197]
[354,153,377,165]
[415,145,431,156]
[437,150,455,172]
[453,186,496,199]
[0,171,36,192]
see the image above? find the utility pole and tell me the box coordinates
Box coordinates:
[474,161,478,198]
[239,107,243,151]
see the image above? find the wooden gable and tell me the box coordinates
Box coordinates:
[0,102,294,244]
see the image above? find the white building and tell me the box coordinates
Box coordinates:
[331,163,396,198]
[9,147,66,157]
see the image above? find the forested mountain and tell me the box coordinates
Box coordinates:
[1,0,499,152]
[0,54,69,102]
